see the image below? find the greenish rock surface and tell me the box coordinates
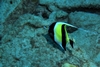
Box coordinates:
[0,0,100,67]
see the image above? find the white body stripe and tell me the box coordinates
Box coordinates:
[54,22,66,50]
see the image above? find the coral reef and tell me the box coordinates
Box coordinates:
[0,0,100,67]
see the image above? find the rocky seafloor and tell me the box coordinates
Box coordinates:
[0,0,100,67]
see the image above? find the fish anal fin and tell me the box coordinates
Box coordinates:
[69,39,74,48]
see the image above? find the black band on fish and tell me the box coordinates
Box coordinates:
[48,22,56,40]
[69,39,74,48]
[62,24,66,50]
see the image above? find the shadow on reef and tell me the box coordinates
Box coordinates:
[61,6,100,15]
[43,34,72,54]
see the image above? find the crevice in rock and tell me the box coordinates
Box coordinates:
[33,4,51,19]
[61,6,100,15]
[25,22,41,29]
[0,35,2,41]
[9,0,13,4]
[0,35,2,44]
[39,4,52,12]
[42,12,49,19]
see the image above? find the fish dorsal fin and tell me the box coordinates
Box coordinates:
[65,23,78,33]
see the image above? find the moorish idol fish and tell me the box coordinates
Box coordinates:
[48,22,78,51]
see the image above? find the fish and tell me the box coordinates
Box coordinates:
[48,22,78,51]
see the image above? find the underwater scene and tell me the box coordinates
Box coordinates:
[0,0,100,67]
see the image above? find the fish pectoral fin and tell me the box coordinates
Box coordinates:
[69,39,74,48]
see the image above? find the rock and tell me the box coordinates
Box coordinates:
[0,0,100,67]
[56,10,68,19]
[83,62,97,67]
[69,12,100,33]
[93,51,100,66]
[49,10,68,21]
[0,0,21,23]
[0,63,3,67]
[61,63,77,67]
[39,0,100,9]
